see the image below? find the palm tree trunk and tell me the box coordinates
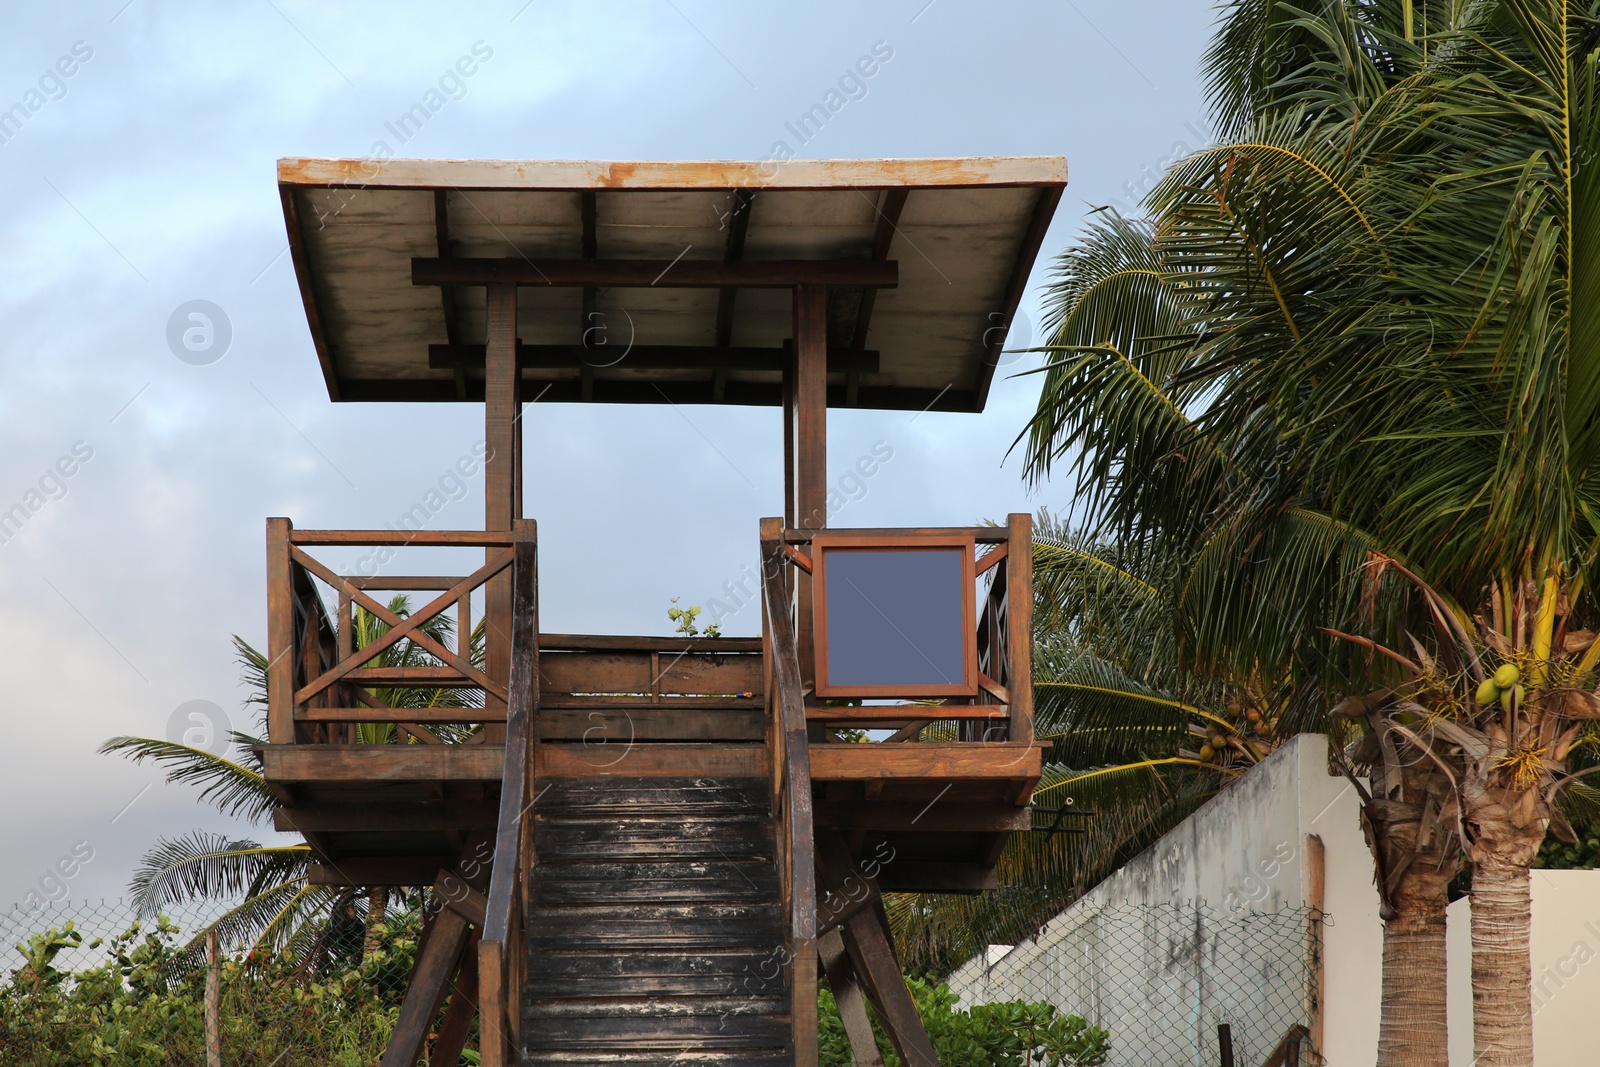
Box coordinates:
[362,887,387,961]
[1470,855,1534,1067]
[1376,864,1451,1067]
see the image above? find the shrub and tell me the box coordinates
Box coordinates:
[820,976,1111,1067]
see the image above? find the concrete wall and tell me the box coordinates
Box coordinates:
[1446,868,1600,1065]
[945,735,1383,1066]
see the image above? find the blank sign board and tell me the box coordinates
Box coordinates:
[812,535,977,697]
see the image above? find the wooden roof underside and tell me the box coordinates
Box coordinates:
[277,157,1067,413]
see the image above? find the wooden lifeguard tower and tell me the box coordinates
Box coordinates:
[263,156,1065,1066]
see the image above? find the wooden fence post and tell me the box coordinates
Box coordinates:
[266,517,295,745]
[205,930,221,1067]
[1005,513,1033,746]
[1218,1022,1234,1067]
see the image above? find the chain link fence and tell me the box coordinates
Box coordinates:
[0,896,451,1067]
[943,902,1325,1067]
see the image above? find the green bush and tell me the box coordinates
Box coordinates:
[820,976,1110,1067]
[0,912,441,1066]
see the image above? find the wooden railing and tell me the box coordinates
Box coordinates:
[478,527,538,1067]
[760,518,818,1064]
[778,514,1034,746]
[265,520,537,745]
[537,633,764,707]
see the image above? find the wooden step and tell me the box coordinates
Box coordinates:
[525,949,785,997]
[522,774,789,1060]
[530,861,777,905]
[524,1049,790,1066]
[527,902,780,951]
[535,777,770,815]
[521,1017,790,1055]
[537,743,769,779]
[535,816,774,861]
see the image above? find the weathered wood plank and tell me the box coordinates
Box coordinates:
[537,707,766,742]
[1006,513,1035,747]
[540,633,763,653]
[378,904,470,1067]
[308,856,459,886]
[280,155,1068,191]
[808,743,1042,782]
[817,832,938,1067]
[525,950,785,997]
[535,744,768,779]
[414,257,898,290]
[262,744,505,782]
[273,801,499,833]
[430,342,878,373]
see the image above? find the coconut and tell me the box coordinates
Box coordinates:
[1494,663,1521,689]
[1500,684,1525,712]
[1475,678,1502,706]
[1198,744,1215,761]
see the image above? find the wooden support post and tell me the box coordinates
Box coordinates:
[266,517,295,745]
[1005,512,1034,746]
[792,284,827,687]
[205,929,221,1067]
[816,832,938,1067]
[1305,833,1326,1058]
[429,927,481,1067]
[819,927,885,1067]
[1218,1022,1235,1067]
[484,283,518,737]
[380,904,472,1067]
[478,940,509,1067]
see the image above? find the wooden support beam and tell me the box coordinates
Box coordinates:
[534,743,768,778]
[818,927,886,1067]
[713,189,755,402]
[273,801,499,834]
[266,518,295,745]
[817,832,938,1067]
[973,185,1064,409]
[414,256,898,289]
[484,283,517,734]
[433,190,466,399]
[262,744,505,783]
[847,188,908,406]
[297,705,508,724]
[1006,512,1035,746]
[793,283,828,689]
[279,189,341,400]
[310,856,461,887]
[808,742,1043,782]
[427,342,878,374]
[379,897,472,1066]
[429,926,481,1067]
[813,801,1031,833]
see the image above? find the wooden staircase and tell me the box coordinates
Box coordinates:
[520,686,793,1065]
[521,774,790,1064]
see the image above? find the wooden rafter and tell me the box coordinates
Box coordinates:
[847,188,908,405]
[434,190,466,399]
[712,189,755,402]
[427,342,878,374]
[413,257,898,289]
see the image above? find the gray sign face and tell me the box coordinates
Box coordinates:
[821,546,967,690]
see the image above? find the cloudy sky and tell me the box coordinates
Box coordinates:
[0,1,1213,913]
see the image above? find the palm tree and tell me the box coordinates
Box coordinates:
[889,517,1294,977]
[102,597,484,971]
[1019,3,1600,1062]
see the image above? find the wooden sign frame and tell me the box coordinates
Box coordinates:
[810,532,979,698]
